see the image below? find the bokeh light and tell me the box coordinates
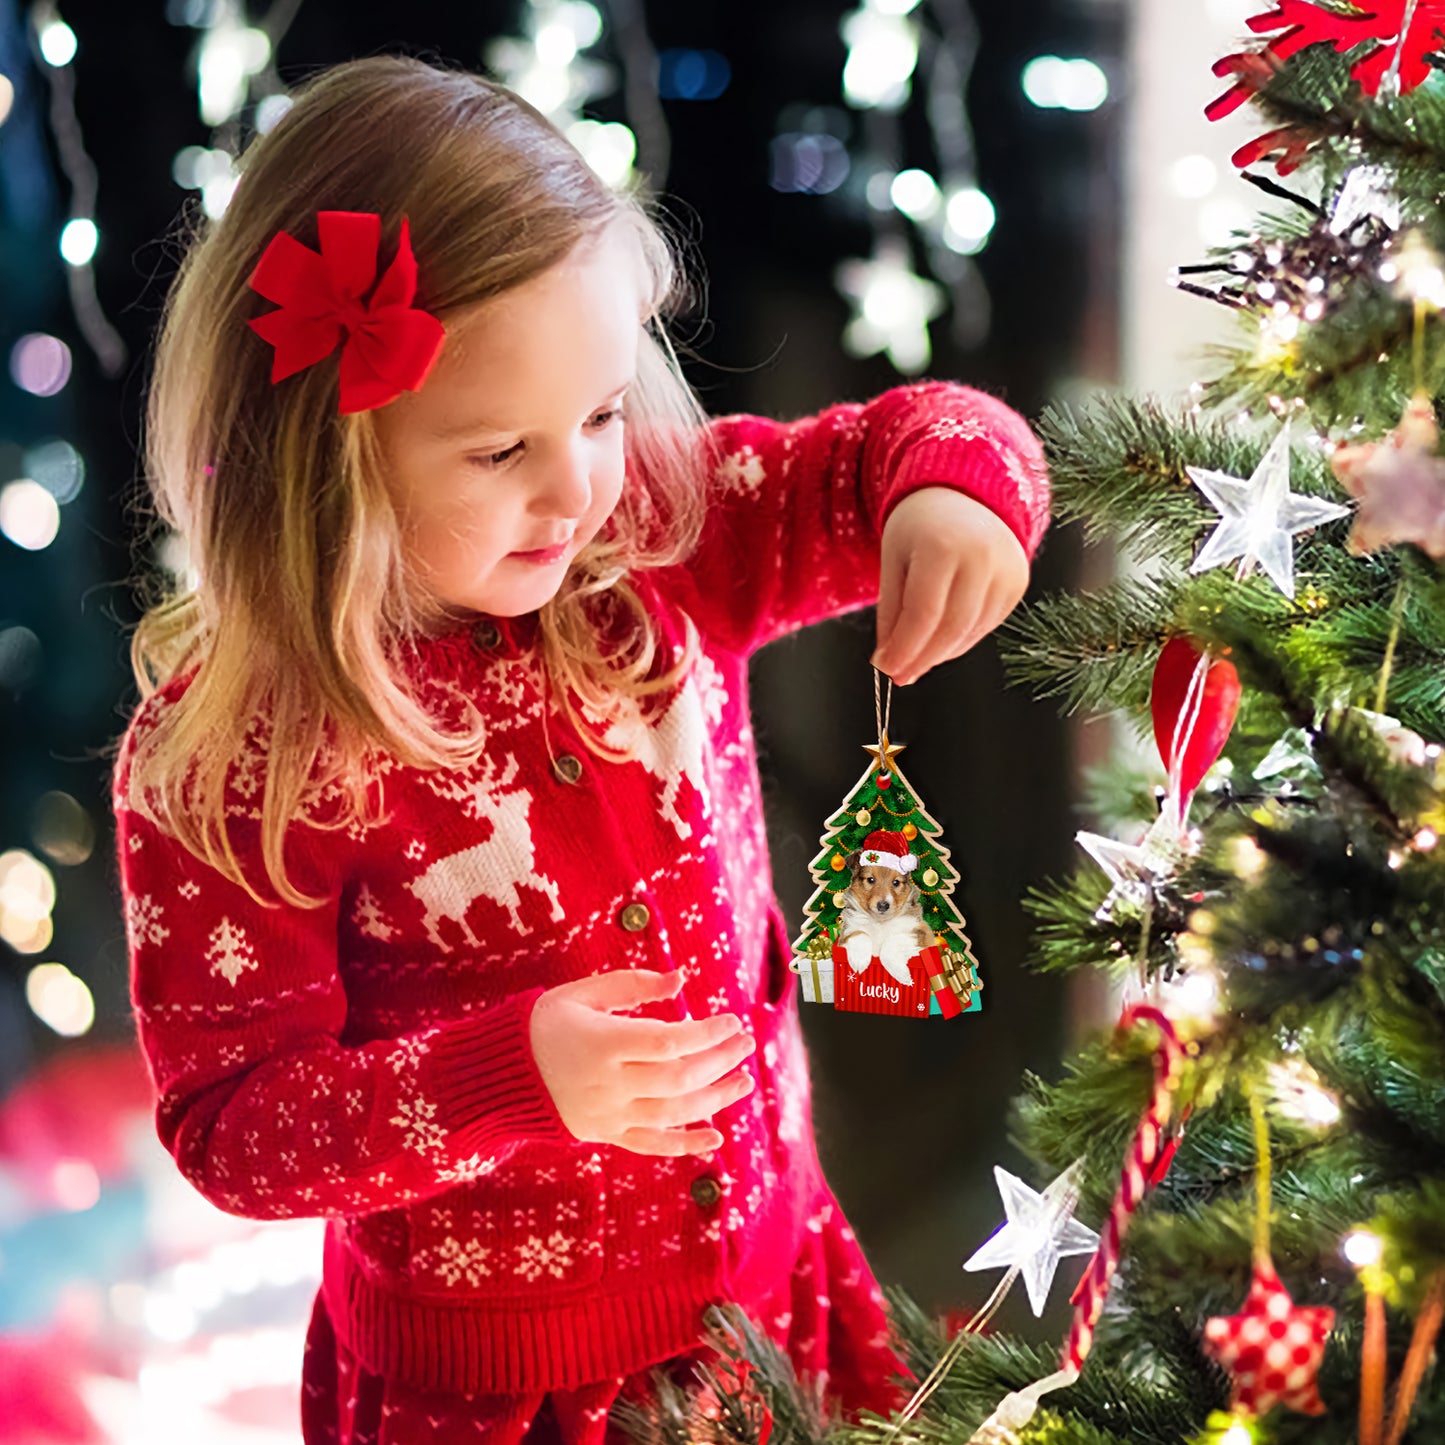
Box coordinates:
[0,479,62,550]
[0,624,43,692]
[32,790,97,866]
[0,847,57,954]
[60,217,99,266]
[0,72,14,127]
[26,962,95,1038]
[22,439,85,504]
[1022,56,1109,111]
[38,18,78,67]
[10,333,73,397]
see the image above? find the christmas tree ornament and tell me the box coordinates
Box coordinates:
[1187,425,1352,600]
[1331,391,1445,558]
[1385,1265,1445,1445]
[1203,1263,1334,1418]
[962,1160,1101,1318]
[1151,637,1243,807]
[1076,814,1189,921]
[1201,1091,1335,1421]
[791,669,981,1018]
[1207,1,1445,121]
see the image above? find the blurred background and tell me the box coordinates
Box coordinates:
[0,0,1261,1439]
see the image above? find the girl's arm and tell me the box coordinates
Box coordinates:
[663,379,1049,656]
[114,718,574,1222]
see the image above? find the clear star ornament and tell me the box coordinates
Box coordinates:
[962,1159,1101,1317]
[1186,424,1351,599]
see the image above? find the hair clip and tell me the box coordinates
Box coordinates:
[246,210,446,415]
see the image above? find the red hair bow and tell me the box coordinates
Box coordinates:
[246,210,446,415]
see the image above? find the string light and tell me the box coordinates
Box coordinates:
[1344,1229,1384,1269]
[28,7,125,375]
[1267,1058,1341,1128]
[831,0,992,369]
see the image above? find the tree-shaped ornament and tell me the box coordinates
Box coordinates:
[790,669,981,1018]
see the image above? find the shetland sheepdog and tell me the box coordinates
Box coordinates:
[836,852,934,986]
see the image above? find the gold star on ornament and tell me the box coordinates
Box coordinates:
[1187,425,1351,600]
[863,734,907,776]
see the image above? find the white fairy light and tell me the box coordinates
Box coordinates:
[836,241,946,373]
[1343,1229,1383,1269]
[841,4,919,110]
[566,119,636,188]
[890,167,941,221]
[38,16,78,67]
[59,217,97,266]
[943,184,995,253]
[1022,55,1109,111]
[197,19,271,126]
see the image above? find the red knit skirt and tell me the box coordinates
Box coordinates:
[300,1191,910,1445]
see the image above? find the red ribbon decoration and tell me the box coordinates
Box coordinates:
[246,211,447,415]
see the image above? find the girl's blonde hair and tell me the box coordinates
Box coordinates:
[116,55,718,910]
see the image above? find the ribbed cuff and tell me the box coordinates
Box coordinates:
[423,987,575,1153]
[880,441,1035,557]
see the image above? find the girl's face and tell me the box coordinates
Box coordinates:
[375,221,647,621]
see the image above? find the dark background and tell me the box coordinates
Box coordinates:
[0,0,1120,1333]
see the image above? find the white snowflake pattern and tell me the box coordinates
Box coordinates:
[387,1036,429,1076]
[715,447,766,495]
[404,839,426,861]
[924,415,988,446]
[125,894,170,952]
[437,1152,500,1185]
[389,1093,445,1158]
[515,1231,576,1281]
[179,879,200,900]
[206,917,258,986]
[421,1234,494,1287]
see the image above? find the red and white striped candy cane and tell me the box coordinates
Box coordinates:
[1062,1003,1185,1374]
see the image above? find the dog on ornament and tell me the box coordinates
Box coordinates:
[836,829,933,987]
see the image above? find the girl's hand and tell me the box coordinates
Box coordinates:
[873,487,1030,686]
[529,967,757,1156]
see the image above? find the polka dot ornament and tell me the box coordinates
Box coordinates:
[1201,1261,1334,1418]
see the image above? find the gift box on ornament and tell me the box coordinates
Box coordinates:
[790,935,981,1018]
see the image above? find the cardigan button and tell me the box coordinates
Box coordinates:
[471,619,502,650]
[690,1175,722,1209]
[553,753,583,785]
[618,902,651,932]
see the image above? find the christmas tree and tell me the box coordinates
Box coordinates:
[617,12,1445,1445]
[791,729,982,1016]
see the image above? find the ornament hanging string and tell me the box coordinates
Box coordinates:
[874,665,894,772]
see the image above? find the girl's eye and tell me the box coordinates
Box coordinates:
[468,441,523,469]
[590,405,624,430]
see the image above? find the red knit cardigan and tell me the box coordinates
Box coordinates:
[113,380,1049,1402]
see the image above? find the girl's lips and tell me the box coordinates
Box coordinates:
[509,541,570,564]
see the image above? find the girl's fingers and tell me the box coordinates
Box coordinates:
[614,1124,726,1157]
[877,560,950,683]
[896,569,983,683]
[628,1067,756,1132]
[623,1028,757,1094]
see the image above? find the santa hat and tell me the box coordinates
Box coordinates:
[857,829,917,873]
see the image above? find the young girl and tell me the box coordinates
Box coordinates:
[111,55,1049,1445]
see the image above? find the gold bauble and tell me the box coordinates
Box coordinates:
[833,890,848,907]
[830,855,845,872]
[902,822,917,840]
[922,867,939,887]
[855,808,872,827]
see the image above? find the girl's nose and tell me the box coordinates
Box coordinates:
[533,440,592,519]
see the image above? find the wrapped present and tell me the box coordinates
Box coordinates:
[790,949,835,1003]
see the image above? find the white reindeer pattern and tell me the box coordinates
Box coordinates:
[589,672,713,841]
[408,751,564,948]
